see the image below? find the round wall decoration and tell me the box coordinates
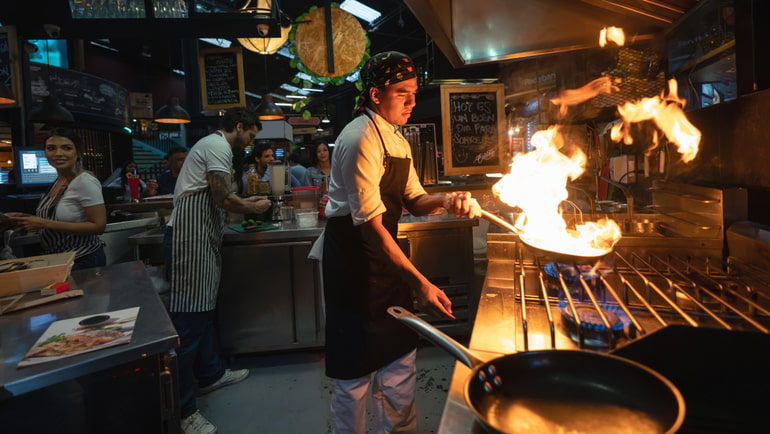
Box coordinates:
[291,6,369,80]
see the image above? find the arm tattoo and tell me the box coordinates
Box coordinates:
[208,171,234,205]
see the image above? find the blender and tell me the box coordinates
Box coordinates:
[269,160,287,221]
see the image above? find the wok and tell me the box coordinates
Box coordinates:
[388,306,685,434]
[480,210,611,263]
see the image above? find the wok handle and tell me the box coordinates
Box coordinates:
[480,210,519,234]
[388,306,484,369]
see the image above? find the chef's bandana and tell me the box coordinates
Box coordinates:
[354,51,417,114]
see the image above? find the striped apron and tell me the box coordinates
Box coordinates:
[37,179,101,260]
[169,188,226,312]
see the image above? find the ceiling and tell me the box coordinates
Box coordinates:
[2,0,468,121]
[1,0,702,123]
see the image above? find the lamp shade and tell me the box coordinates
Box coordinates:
[0,84,16,104]
[255,95,284,120]
[154,96,191,124]
[28,95,75,124]
[238,25,291,55]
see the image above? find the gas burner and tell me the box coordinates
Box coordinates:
[543,262,599,297]
[559,304,629,348]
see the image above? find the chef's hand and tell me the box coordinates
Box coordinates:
[6,214,48,231]
[443,192,481,218]
[415,282,455,320]
[245,195,272,214]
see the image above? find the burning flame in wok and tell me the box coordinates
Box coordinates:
[491,26,701,258]
[493,127,622,257]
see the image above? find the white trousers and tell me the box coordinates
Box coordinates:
[330,349,417,434]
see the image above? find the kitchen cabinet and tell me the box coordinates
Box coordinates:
[217,240,321,354]
[398,216,478,336]
[129,216,479,354]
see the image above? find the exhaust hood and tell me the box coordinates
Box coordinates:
[255,120,292,141]
[405,0,698,67]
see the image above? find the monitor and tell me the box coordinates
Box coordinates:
[14,147,58,188]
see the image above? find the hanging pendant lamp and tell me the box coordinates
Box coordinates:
[238,24,291,55]
[154,96,191,124]
[29,95,75,124]
[0,84,16,104]
[255,94,284,120]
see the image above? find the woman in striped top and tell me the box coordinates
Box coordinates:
[7,128,107,270]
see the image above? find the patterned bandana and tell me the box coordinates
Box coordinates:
[354,51,417,114]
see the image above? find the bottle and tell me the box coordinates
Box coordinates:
[318,175,329,218]
[246,164,258,194]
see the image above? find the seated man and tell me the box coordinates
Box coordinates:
[157,146,188,195]
[242,143,302,194]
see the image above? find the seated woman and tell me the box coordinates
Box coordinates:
[304,141,332,189]
[5,128,107,270]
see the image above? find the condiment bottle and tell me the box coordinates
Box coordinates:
[246,164,258,194]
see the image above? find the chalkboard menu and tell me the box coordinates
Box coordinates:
[199,47,246,110]
[440,84,506,176]
[28,63,129,124]
[0,26,21,106]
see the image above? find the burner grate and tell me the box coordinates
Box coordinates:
[506,246,770,353]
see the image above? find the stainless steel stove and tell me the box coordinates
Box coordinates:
[466,181,770,433]
[489,242,770,353]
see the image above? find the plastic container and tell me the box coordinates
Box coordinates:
[290,187,320,210]
[295,209,319,228]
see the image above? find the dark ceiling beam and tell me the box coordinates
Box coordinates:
[12,16,282,40]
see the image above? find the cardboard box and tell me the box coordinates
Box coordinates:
[0,252,75,297]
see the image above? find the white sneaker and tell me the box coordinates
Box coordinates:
[181,410,217,434]
[198,368,250,395]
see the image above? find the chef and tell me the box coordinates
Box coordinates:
[321,51,478,433]
[165,107,271,434]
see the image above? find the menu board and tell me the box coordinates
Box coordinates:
[441,84,506,176]
[199,47,246,110]
[28,63,130,123]
[0,26,21,106]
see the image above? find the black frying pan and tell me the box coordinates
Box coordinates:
[480,210,611,263]
[388,306,685,434]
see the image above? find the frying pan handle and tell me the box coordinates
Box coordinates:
[480,210,519,234]
[388,306,484,369]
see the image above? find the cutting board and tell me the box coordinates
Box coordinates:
[1,290,84,314]
[229,223,279,233]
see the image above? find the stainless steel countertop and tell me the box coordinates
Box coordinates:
[128,215,478,246]
[0,261,178,399]
[437,259,516,433]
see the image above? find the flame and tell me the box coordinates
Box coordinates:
[611,79,701,162]
[493,126,622,257]
[599,26,625,47]
[551,76,618,116]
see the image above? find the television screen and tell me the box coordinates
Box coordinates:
[15,147,58,187]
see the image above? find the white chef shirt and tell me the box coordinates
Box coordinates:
[325,109,426,225]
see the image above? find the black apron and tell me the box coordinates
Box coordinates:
[323,115,418,379]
